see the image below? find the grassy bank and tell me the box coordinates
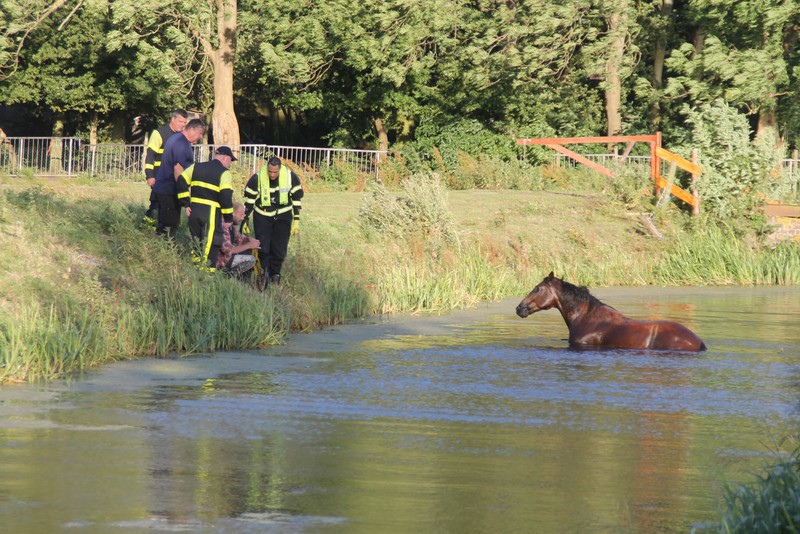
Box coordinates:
[1,174,799,382]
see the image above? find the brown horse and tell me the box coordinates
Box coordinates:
[516,272,706,351]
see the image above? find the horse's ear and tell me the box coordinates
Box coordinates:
[547,271,554,280]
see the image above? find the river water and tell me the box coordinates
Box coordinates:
[1,286,799,533]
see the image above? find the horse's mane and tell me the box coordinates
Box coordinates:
[557,278,611,313]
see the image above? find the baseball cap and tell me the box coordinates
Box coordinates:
[214,146,237,161]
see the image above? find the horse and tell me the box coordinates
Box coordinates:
[515,272,707,352]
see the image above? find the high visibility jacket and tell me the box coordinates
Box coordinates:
[177,159,234,223]
[144,123,178,180]
[243,165,303,219]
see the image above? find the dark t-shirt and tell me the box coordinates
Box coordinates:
[154,133,194,195]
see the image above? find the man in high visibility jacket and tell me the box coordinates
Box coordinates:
[143,109,188,226]
[177,145,236,271]
[243,156,304,287]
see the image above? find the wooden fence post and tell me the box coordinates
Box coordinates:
[691,148,700,215]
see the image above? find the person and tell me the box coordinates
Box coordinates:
[153,118,206,242]
[142,109,188,227]
[216,202,260,278]
[176,145,236,271]
[243,156,304,288]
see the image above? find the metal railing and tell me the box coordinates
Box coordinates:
[0,137,82,176]
[0,137,387,180]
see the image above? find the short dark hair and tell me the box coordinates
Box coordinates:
[186,118,205,131]
[171,108,188,119]
[267,156,282,167]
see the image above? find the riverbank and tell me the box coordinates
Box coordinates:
[1,175,799,382]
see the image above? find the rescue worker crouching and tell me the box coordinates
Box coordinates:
[177,146,236,271]
[243,156,304,289]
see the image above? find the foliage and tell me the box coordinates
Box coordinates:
[358,173,456,243]
[405,116,519,174]
[684,101,784,226]
[711,437,800,534]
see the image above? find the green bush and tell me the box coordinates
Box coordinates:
[713,438,800,533]
[358,173,456,242]
[685,100,784,225]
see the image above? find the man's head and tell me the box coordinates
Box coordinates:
[232,202,246,224]
[214,146,237,168]
[267,156,282,180]
[169,109,189,133]
[183,119,206,144]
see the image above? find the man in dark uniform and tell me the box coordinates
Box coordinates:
[243,156,304,288]
[153,118,205,242]
[142,109,188,227]
[177,146,236,271]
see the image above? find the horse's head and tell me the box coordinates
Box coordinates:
[516,271,560,318]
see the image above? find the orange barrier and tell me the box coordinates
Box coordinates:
[517,133,701,213]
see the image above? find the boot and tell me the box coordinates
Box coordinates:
[256,271,267,291]
[269,274,281,286]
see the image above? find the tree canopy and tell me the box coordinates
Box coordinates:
[3,0,800,151]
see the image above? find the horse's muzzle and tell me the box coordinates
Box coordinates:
[516,304,530,318]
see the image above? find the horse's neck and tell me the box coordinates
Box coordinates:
[557,300,618,328]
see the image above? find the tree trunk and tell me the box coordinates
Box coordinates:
[49,117,64,174]
[757,106,780,146]
[605,4,627,149]
[374,117,389,152]
[651,0,673,127]
[89,112,98,146]
[210,0,240,148]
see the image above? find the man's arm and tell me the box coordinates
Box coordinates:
[173,163,185,181]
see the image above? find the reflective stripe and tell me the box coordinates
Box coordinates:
[254,204,293,217]
[192,197,221,208]
[191,181,223,193]
[203,206,217,263]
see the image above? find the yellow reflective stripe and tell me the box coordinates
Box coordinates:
[145,163,155,171]
[192,198,221,208]
[192,181,222,193]
[203,207,217,262]
[221,207,233,215]
[177,191,190,200]
[254,205,293,217]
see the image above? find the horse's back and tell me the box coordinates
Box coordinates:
[570,317,706,352]
[651,321,706,351]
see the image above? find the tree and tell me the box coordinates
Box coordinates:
[665,0,800,144]
[109,0,241,145]
[0,0,73,82]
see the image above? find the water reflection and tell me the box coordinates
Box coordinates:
[0,287,798,532]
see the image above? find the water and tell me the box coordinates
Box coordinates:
[1,286,799,533]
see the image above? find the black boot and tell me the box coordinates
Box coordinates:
[269,274,281,286]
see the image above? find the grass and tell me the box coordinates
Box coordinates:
[0,171,799,382]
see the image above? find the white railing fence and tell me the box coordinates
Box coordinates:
[1,137,798,195]
[0,137,387,181]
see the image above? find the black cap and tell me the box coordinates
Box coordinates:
[214,146,237,161]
